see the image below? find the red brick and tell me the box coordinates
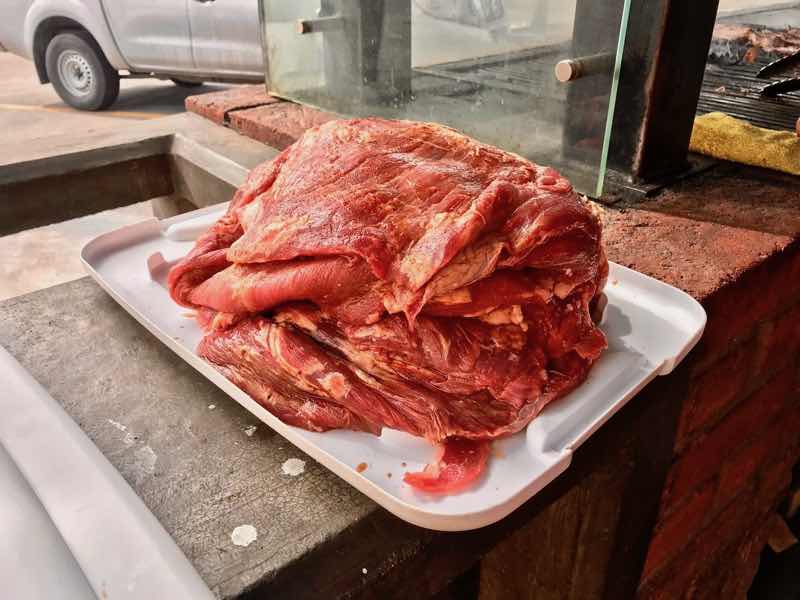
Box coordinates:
[719,526,767,599]
[638,484,759,598]
[714,432,773,512]
[756,447,794,510]
[673,406,694,457]
[694,250,800,368]
[229,103,337,149]
[773,375,800,462]
[645,341,798,598]
[780,410,800,457]
[704,487,763,556]
[752,320,775,376]
[602,209,794,309]
[664,367,794,505]
[654,167,800,238]
[751,395,800,510]
[679,311,800,449]
[641,481,715,578]
[754,304,800,376]
[783,406,800,459]
[678,343,757,445]
[691,556,737,600]
[185,85,280,124]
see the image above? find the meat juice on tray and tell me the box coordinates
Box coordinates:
[168,118,608,494]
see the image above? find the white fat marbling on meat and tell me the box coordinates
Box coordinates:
[301,357,325,376]
[554,281,576,299]
[239,201,261,231]
[350,324,399,340]
[275,309,318,332]
[430,288,472,305]
[480,305,525,327]
[319,372,350,400]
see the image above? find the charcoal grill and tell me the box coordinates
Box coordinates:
[699,57,800,132]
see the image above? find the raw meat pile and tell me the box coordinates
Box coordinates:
[168,118,608,494]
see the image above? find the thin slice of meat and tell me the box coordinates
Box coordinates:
[189,256,384,323]
[198,316,422,436]
[169,119,604,332]
[272,303,599,441]
[396,180,519,292]
[424,270,551,318]
[403,438,491,494]
[168,154,289,307]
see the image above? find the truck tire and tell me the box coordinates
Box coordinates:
[45,31,120,111]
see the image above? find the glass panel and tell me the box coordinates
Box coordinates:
[261,0,632,196]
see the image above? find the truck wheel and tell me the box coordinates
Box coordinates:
[45,31,120,111]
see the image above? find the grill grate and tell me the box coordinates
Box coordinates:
[414,44,569,96]
[698,58,800,132]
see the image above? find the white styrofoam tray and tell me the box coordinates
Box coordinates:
[82,203,706,532]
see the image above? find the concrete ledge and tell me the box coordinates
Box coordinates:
[0,155,172,236]
[0,113,277,233]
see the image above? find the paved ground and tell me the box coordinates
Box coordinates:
[0,51,237,301]
[0,51,231,142]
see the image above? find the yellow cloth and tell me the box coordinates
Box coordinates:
[690,112,800,176]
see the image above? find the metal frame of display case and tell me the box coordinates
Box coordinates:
[595,0,722,185]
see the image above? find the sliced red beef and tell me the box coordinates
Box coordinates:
[403,438,492,494]
[168,118,608,494]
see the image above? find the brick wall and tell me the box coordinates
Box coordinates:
[637,250,800,598]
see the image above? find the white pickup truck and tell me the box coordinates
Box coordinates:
[0,0,266,110]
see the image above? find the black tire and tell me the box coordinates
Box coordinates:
[45,31,120,111]
[171,78,204,88]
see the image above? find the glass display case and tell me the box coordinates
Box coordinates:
[260,0,632,196]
